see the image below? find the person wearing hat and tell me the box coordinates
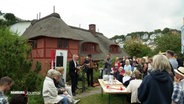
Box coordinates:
[172,67,184,104]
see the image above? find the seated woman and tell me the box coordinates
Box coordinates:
[126,70,142,104]
[55,67,80,104]
[116,67,125,83]
[42,69,68,104]
[123,70,132,87]
[112,63,119,78]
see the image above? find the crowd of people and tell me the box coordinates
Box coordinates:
[1,50,184,104]
[101,50,184,104]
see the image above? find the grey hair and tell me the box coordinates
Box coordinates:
[47,69,61,78]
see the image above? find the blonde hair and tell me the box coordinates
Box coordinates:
[133,70,142,79]
[125,59,130,65]
[124,70,132,76]
[152,54,171,73]
[56,67,64,73]
[115,57,119,61]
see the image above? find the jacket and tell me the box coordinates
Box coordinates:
[42,76,63,103]
[138,70,173,104]
[127,79,142,103]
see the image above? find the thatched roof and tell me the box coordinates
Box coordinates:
[22,13,82,40]
[70,26,129,60]
[23,13,128,60]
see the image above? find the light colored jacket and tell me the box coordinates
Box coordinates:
[42,76,63,103]
[127,79,142,103]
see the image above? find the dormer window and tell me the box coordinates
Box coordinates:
[110,45,120,53]
[82,42,98,53]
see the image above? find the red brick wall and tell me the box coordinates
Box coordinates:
[68,40,79,60]
[31,38,44,58]
[30,37,79,75]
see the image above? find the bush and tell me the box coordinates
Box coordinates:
[0,27,44,103]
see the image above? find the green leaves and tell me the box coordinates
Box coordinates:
[0,27,43,92]
[154,33,181,55]
[124,38,152,57]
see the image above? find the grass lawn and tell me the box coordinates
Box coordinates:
[78,93,131,104]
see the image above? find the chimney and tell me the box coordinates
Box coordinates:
[89,24,96,34]
[53,5,55,13]
[39,12,41,19]
[36,13,38,20]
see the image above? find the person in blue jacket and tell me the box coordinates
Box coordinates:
[138,54,173,104]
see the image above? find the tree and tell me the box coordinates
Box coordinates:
[0,27,44,103]
[124,38,153,57]
[162,27,170,34]
[154,33,181,55]
[3,13,17,25]
[0,28,32,89]
[154,29,161,33]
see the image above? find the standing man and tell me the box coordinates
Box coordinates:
[166,50,179,69]
[166,50,178,78]
[103,54,113,75]
[86,54,95,87]
[69,54,79,95]
[0,76,14,104]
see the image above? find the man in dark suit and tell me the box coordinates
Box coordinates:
[69,54,79,95]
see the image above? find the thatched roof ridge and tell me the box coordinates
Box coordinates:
[69,26,103,35]
[22,13,82,40]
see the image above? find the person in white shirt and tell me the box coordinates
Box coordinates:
[123,70,132,87]
[127,70,142,104]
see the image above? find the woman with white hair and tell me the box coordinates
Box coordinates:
[42,69,68,104]
[124,59,132,72]
[138,54,173,104]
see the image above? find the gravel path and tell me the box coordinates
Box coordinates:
[74,86,101,98]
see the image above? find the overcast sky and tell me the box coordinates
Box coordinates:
[1,0,184,38]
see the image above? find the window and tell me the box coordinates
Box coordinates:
[82,43,98,53]
[110,45,119,53]
[31,40,37,49]
[58,38,68,48]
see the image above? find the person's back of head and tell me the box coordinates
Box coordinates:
[166,50,174,58]
[0,76,13,86]
[124,70,132,76]
[55,67,64,74]
[133,70,142,79]
[152,54,171,73]
[0,76,14,91]
[10,94,28,104]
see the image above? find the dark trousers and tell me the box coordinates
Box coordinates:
[76,73,79,88]
[70,74,76,94]
[86,68,93,86]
